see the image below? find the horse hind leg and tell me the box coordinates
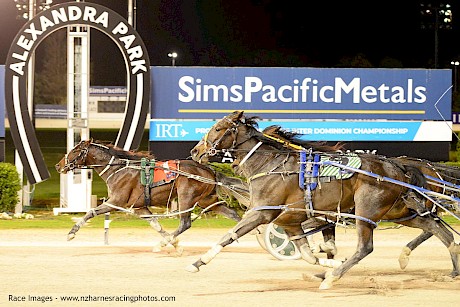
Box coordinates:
[318,220,375,290]
[67,204,112,241]
[399,216,460,278]
[289,229,342,268]
[148,217,178,253]
[137,208,180,254]
[398,230,433,270]
[317,227,337,259]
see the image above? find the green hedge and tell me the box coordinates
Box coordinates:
[0,163,21,212]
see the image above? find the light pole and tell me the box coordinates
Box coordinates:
[420,3,452,68]
[451,61,459,93]
[14,0,52,19]
[168,52,177,66]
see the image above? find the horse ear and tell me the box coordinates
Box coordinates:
[231,110,244,122]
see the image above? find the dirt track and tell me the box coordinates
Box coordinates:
[0,226,459,306]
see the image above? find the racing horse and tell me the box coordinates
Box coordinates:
[55,139,242,253]
[188,111,460,289]
[262,124,459,268]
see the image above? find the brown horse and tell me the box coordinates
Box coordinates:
[262,124,460,267]
[188,111,460,289]
[55,139,241,253]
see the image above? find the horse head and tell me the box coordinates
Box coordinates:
[191,111,248,163]
[55,139,93,174]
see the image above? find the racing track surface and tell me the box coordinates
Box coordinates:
[0,226,459,306]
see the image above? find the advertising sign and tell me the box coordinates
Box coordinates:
[149,119,451,142]
[151,67,451,121]
[4,2,150,184]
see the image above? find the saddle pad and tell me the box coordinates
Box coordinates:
[320,154,361,179]
[154,160,179,183]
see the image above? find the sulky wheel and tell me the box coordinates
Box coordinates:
[263,222,301,260]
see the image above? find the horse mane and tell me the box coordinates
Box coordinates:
[92,140,155,160]
[260,124,345,152]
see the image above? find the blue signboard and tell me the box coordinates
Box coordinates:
[149,119,451,142]
[151,67,452,121]
[0,65,4,138]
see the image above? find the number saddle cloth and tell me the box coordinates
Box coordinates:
[140,159,179,187]
[299,152,362,191]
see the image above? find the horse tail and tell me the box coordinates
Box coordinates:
[429,162,460,185]
[388,157,427,187]
[403,165,427,187]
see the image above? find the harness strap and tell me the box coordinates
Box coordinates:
[106,166,129,183]
[104,201,135,214]
[239,141,263,166]
[99,156,115,176]
[263,133,305,151]
[252,205,378,228]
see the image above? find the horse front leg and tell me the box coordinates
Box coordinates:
[185,209,274,273]
[67,203,113,241]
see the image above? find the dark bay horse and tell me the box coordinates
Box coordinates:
[55,139,241,253]
[262,124,459,267]
[189,111,460,289]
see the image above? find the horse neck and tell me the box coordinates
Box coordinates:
[86,146,117,177]
[232,135,289,178]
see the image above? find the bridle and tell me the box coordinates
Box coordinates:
[201,117,244,158]
[62,143,90,172]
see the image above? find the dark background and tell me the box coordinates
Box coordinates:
[1,0,460,86]
[0,1,457,162]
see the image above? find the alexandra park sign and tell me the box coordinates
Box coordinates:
[4,2,150,184]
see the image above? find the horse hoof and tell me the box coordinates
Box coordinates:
[398,246,411,270]
[319,240,337,256]
[175,246,184,256]
[449,270,459,278]
[185,264,199,273]
[152,245,162,253]
[318,269,337,290]
[319,279,333,290]
[67,234,75,241]
[302,273,323,282]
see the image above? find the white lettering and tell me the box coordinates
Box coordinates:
[68,6,82,21]
[175,76,428,105]
[112,22,128,35]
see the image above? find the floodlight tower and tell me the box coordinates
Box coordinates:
[420,3,453,68]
